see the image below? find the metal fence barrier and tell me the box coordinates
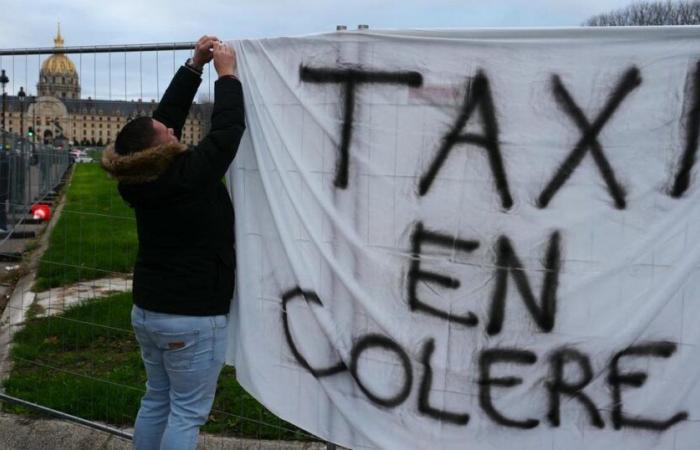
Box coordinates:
[0,37,347,449]
[0,130,70,233]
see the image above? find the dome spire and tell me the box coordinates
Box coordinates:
[54,22,64,48]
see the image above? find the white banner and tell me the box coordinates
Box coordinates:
[225,27,700,449]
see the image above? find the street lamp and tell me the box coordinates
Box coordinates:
[18,87,26,138]
[0,70,8,232]
[0,69,8,151]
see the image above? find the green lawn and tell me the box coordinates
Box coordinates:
[4,292,312,440]
[34,163,137,291]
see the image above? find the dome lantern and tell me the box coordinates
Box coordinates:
[54,22,64,48]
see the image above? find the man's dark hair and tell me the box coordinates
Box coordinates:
[114,116,156,155]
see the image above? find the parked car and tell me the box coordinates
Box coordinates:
[70,149,93,163]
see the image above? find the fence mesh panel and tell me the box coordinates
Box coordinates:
[0,44,333,449]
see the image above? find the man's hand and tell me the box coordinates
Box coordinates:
[191,35,219,70]
[213,41,237,78]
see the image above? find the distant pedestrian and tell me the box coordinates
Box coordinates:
[101,36,244,450]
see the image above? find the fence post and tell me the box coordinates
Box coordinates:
[24,137,30,214]
[0,133,8,231]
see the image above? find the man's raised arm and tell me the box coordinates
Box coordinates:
[177,41,245,186]
[152,36,217,139]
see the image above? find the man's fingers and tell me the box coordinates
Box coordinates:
[204,37,219,52]
[205,38,219,52]
[196,36,219,50]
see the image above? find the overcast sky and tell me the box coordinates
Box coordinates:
[0,0,636,100]
[1,0,636,46]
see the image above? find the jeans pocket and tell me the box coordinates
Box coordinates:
[211,315,228,330]
[153,330,199,371]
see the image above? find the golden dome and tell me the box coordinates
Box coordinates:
[41,23,77,77]
[41,54,77,76]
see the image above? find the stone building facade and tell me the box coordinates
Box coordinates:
[1,26,207,147]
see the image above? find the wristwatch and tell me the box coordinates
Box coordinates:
[184,58,203,75]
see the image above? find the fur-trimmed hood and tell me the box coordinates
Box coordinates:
[101,142,188,184]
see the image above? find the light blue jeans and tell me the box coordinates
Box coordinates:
[131,305,228,450]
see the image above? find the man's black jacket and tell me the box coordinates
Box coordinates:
[101,66,245,315]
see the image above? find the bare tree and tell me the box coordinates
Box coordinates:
[585,0,700,26]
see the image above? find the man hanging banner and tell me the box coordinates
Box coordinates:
[225,27,700,449]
